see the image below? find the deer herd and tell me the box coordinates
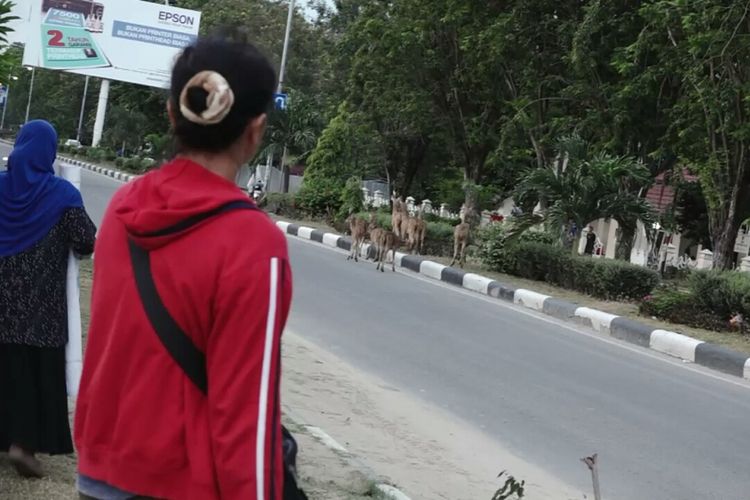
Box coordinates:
[346,193,470,272]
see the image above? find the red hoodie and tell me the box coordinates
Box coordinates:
[75,159,292,499]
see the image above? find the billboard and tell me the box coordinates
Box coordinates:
[22,0,201,89]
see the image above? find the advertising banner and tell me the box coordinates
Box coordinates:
[23,0,201,89]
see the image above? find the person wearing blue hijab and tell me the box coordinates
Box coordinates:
[0,120,96,478]
[0,120,84,256]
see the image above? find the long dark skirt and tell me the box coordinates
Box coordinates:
[0,343,73,455]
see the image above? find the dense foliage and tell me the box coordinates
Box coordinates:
[4,0,750,270]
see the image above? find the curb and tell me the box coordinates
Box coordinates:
[283,407,412,500]
[58,156,750,383]
[59,156,139,183]
[275,220,750,382]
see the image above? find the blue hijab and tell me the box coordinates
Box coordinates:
[0,120,83,257]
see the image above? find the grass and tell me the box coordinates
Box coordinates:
[271,213,750,355]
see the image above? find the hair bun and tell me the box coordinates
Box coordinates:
[179,71,235,125]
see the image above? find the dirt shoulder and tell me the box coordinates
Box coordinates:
[271,214,750,355]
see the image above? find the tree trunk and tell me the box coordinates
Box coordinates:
[463,169,481,226]
[707,169,748,270]
[280,145,290,194]
[712,222,740,270]
[616,226,635,261]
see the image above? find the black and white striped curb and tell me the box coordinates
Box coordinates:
[59,156,138,183]
[277,220,750,382]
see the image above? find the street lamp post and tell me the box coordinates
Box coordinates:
[24,67,36,124]
[278,0,295,193]
[278,0,295,94]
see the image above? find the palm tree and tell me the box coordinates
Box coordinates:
[0,1,18,45]
[261,89,323,193]
[512,135,655,257]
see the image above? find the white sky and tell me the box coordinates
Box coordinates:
[6,0,332,45]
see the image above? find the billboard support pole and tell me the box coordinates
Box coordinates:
[92,79,110,147]
[24,67,36,124]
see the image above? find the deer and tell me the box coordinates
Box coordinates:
[391,193,408,240]
[449,213,470,268]
[368,213,397,272]
[404,208,427,255]
[346,214,368,262]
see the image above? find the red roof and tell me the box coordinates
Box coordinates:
[645,169,698,214]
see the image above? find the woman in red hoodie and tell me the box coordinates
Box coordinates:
[75,36,291,499]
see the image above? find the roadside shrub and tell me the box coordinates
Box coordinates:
[423,220,455,256]
[358,211,391,231]
[264,193,300,218]
[477,224,511,272]
[640,288,730,331]
[337,176,364,220]
[86,147,106,162]
[689,271,750,320]
[296,176,344,218]
[104,149,117,162]
[479,236,659,300]
[58,144,69,154]
[571,257,660,300]
[141,157,157,171]
[477,225,558,274]
[122,156,143,173]
[115,157,125,168]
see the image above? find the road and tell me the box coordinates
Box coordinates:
[7,142,750,499]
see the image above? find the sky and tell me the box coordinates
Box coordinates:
[5,0,333,45]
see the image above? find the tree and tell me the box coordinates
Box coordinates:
[624,1,750,269]
[513,135,655,256]
[0,0,18,44]
[263,89,324,192]
[338,1,442,196]
[104,104,150,154]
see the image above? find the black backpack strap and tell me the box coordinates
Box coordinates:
[127,200,308,499]
[128,200,258,395]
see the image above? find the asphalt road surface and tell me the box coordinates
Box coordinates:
[7,142,750,499]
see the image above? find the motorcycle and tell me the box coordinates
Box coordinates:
[251,181,264,202]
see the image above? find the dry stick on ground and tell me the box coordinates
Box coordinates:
[581,454,602,500]
[449,216,471,268]
[346,214,368,262]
